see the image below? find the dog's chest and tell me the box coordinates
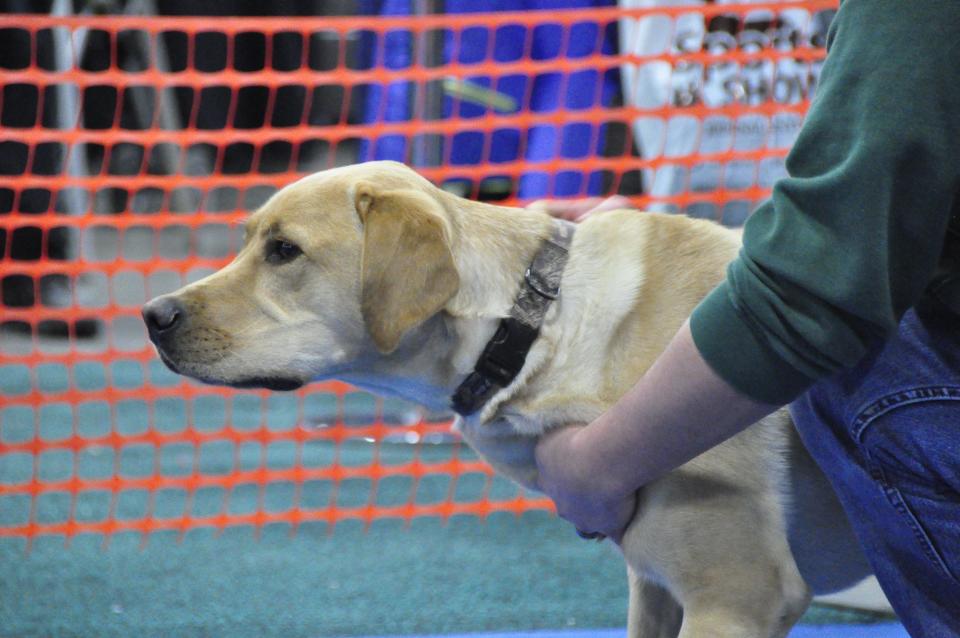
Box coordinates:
[453,413,547,490]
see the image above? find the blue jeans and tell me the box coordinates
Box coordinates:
[790,298,960,638]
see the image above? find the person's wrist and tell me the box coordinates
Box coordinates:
[570,425,633,503]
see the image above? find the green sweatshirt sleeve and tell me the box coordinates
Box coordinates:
[690,0,960,405]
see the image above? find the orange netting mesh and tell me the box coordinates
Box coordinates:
[0,2,836,547]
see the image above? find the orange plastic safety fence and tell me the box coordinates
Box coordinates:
[0,2,836,547]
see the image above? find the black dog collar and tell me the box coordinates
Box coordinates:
[451,219,576,416]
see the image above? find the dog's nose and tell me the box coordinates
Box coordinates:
[142,296,185,335]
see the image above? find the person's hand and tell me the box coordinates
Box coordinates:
[534,425,637,544]
[527,195,633,222]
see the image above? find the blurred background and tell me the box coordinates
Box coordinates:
[0,1,898,636]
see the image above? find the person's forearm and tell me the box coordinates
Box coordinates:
[573,320,780,499]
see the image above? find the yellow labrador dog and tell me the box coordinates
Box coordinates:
[143,161,871,638]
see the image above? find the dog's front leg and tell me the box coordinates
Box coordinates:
[626,565,683,638]
[618,462,812,638]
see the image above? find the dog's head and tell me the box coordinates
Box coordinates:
[142,161,460,391]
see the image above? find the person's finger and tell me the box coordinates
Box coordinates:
[526,197,605,221]
[576,528,606,541]
[528,196,636,222]
[581,195,633,218]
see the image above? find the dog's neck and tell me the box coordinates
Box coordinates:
[441,193,556,319]
[340,197,557,413]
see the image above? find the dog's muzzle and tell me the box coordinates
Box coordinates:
[141,294,303,392]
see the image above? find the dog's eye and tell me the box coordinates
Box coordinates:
[266,239,302,264]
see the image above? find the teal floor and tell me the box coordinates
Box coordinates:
[2,513,628,638]
[0,512,897,638]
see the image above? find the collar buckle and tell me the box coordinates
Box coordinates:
[524,266,560,300]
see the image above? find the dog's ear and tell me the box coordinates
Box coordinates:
[355,182,460,354]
